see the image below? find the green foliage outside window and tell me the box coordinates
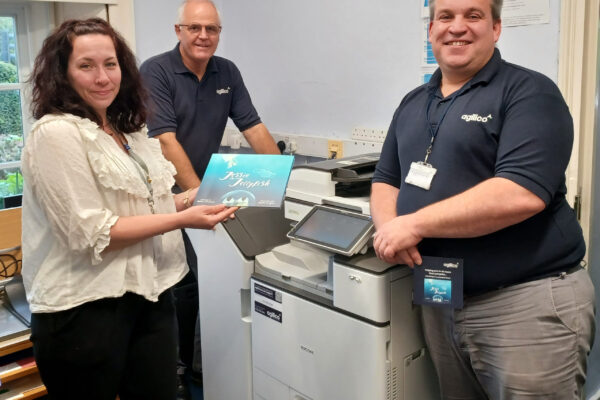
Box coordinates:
[0,61,24,173]
[0,169,22,198]
[0,16,23,203]
[0,60,17,83]
[0,16,18,70]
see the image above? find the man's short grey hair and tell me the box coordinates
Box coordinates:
[177,0,221,24]
[429,0,503,21]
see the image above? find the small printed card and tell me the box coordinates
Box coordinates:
[413,256,463,309]
[194,154,295,207]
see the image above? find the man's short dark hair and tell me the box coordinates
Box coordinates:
[429,0,503,21]
[30,18,147,134]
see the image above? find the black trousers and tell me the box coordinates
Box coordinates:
[173,229,199,371]
[30,291,177,400]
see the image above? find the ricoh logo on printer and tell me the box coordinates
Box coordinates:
[461,113,493,123]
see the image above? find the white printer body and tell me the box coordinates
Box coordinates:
[187,154,438,400]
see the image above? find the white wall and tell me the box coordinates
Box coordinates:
[134,0,562,139]
[496,2,560,80]
[133,0,180,62]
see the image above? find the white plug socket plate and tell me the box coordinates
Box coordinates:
[351,127,387,143]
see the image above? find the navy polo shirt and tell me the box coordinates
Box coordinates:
[140,44,262,179]
[373,49,585,295]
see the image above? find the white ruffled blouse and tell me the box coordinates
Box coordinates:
[21,114,187,313]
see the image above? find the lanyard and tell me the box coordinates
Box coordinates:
[423,92,459,164]
[104,125,156,214]
[124,143,156,214]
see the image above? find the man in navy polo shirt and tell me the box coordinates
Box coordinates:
[140,0,279,190]
[371,0,595,398]
[140,1,279,397]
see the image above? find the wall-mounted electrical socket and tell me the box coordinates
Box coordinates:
[223,126,249,148]
[281,136,291,153]
[351,127,387,143]
[270,132,330,158]
[230,132,242,149]
[288,139,298,154]
[327,140,343,159]
[225,126,382,157]
[344,140,383,157]
[222,126,239,146]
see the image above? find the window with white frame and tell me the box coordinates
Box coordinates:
[0,2,49,208]
[0,7,27,206]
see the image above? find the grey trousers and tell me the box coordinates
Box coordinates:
[422,268,596,400]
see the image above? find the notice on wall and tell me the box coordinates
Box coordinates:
[502,0,550,27]
[421,1,437,81]
[422,20,437,67]
[421,0,430,19]
[422,66,437,84]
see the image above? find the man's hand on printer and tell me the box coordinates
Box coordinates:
[373,214,422,267]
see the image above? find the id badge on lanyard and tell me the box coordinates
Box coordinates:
[405,161,436,190]
[405,93,458,191]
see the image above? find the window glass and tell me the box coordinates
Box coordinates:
[0,166,22,199]
[0,89,23,161]
[0,15,24,206]
[0,16,18,83]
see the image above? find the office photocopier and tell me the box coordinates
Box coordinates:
[187,153,439,400]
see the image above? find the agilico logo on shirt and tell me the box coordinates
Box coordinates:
[461,113,492,123]
[216,87,231,95]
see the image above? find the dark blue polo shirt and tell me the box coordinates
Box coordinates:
[373,49,585,296]
[140,44,262,179]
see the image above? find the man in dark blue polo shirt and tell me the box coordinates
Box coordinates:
[371,0,595,398]
[140,0,279,192]
[140,1,279,397]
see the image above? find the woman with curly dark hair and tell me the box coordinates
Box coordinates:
[21,18,236,399]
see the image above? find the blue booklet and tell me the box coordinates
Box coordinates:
[413,256,463,309]
[194,154,295,207]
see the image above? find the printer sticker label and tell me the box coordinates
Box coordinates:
[254,283,282,303]
[255,301,282,323]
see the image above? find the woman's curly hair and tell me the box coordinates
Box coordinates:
[30,18,147,133]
